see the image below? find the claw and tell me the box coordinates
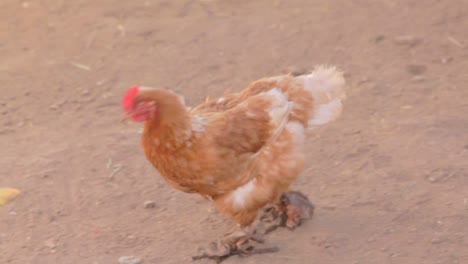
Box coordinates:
[258,191,315,231]
[192,191,313,262]
[281,191,315,229]
[193,227,277,262]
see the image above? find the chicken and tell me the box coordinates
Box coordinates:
[121,66,346,259]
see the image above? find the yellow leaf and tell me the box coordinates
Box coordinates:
[0,188,21,206]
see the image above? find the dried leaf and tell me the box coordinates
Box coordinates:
[0,188,21,206]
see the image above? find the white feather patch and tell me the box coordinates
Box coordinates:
[246,111,256,118]
[296,66,346,128]
[265,88,289,127]
[286,121,306,144]
[191,115,207,132]
[309,100,343,126]
[265,87,288,101]
[231,179,256,208]
[299,66,346,100]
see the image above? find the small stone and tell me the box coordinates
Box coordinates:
[440,57,453,64]
[406,64,427,75]
[428,177,436,182]
[143,200,156,209]
[430,237,444,244]
[57,99,68,106]
[96,79,107,86]
[81,89,90,96]
[400,105,413,110]
[49,104,58,110]
[394,35,422,47]
[411,75,426,82]
[374,35,385,43]
[44,238,56,249]
[118,256,143,264]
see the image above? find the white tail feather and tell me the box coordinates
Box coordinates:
[297,66,346,128]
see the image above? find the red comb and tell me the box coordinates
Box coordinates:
[122,86,139,112]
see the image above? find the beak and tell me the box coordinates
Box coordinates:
[121,112,132,123]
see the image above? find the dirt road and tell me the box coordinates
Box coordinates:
[1,1,467,263]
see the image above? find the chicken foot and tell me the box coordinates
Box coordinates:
[192,226,278,263]
[260,191,315,231]
[278,191,315,229]
[193,191,314,262]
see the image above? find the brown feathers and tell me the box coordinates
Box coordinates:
[137,66,346,226]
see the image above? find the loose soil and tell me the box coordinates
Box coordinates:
[1,1,467,263]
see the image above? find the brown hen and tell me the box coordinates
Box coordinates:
[122,66,346,259]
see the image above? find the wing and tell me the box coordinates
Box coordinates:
[191,73,314,128]
[209,88,291,155]
[191,75,290,114]
[193,88,292,195]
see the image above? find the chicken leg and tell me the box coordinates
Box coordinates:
[192,225,278,263]
[278,191,315,229]
[193,191,314,262]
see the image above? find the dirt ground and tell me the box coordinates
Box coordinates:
[1,0,467,263]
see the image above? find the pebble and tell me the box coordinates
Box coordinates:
[394,35,422,47]
[44,238,56,249]
[430,237,444,244]
[374,35,385,43]
[440,57,453,64]
[411,75,426,82]
[427,176,437,182]
[81,89,90,96]
[406,64,427,75]
[143,200,156,209]
[118,256,143,264]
